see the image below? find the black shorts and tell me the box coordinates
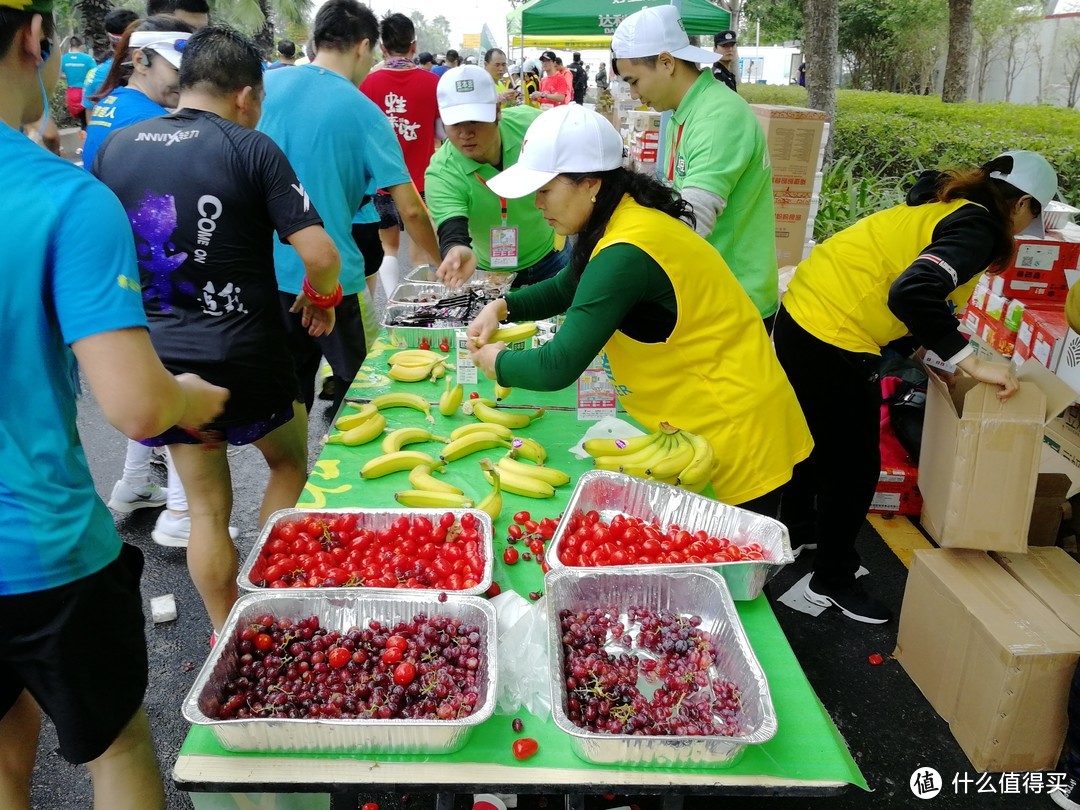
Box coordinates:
[352,222,385,278]
[0,544,149,764]
[374,192,403,230]
[279,290,367,412]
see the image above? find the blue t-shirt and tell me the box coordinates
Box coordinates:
[83,86,167,169]
[81,58,110,113]
[258,65,410,293]
[0,124,146,596]
[61,52,95,89]
[432,65,450,77]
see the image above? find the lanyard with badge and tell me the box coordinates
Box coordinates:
[666,123,686,182]
[474,171,518,268]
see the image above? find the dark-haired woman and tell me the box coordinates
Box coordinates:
[775,150,1057,625]
[466,105,813,511]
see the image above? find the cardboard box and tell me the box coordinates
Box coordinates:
[1014,305,1069,371]
[774,201,813,267]
[994,546,1080,635]
[987,230,1080,303]
[626,109,661,131]
[919,373,1047,552]
[751,105,827,185]
[895,549,1080,773]
[869,464,923,516]
[1026,473,1072,546]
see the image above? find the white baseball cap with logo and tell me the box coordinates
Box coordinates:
[987,150,1058,237]
[611,6,719,64]
[129,31,190,70]
[486,105,624,199]
[437,65,499,126]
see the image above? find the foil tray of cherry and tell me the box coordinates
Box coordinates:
[546,471,794,601]
[182,590,497,753]
[545,566,777,768]
[237,508,494,597]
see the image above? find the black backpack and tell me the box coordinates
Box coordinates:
[879,358,929,461]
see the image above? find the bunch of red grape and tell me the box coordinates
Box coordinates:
[557,511,767,567]
[559,606,743,737]
[209,612,485,721]
[251,512,485,590]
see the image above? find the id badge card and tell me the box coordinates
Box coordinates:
[489,226,519,269]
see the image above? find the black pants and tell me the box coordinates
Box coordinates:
[773,306,880,589]
[352,222,384,278]
[279,290,366,413]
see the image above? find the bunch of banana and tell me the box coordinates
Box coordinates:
[475,460,503,520]
[482,462,555,499]
[494,383,512,401]
[468,398,545,430]
[496,453,570,487]
[408,464,463,495]
[360,450,441,479]
[488,322,538,346]
[440,430,511,463]
[394,490,473,508]
[450,422,514,442]
[388,353,447,382]
[508,436,547,464]
[368,392,434,424]
[381,427,449,454]
[439,376,464,416]
[326,412,386,446]
[584,423,716,491]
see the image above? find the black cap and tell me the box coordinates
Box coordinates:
[418,51,434,64]
[539,50,557,62]
[714,29,737,46]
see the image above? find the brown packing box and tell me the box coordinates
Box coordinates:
[994,547,1080,635]
[751,105,827,185]
[1028,473,1072,546]
[895,549,1080,773]
[774,201,812,267]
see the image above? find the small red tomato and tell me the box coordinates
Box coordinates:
[386,635,408,651]
[507,524,523,539]
[254,633,273,652]
[524,520,539,534]
[469,392,480,399]
[418,338,431,350]
[512,737,539,760]
[868,653,884,666]
[381,647,403,664]
[460,513,477,531]
[439,511,456,529]
[393,661,417,685]
[503,547,519,565]
[439,340,450,352]
[362,804,380,810]
[513,511,531,525]
[328,647,350,668]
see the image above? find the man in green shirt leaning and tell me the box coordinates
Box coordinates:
[612,6,779,326]
[426,65,570,288]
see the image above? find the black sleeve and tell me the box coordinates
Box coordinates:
[250,130,324,244]
[437,216,472,257]
[887,204,999,360]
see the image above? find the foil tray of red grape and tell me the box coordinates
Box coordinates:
[238,509,493,597]
[182,590,497,753]
[545,566,776,768]
[546,471,794,600]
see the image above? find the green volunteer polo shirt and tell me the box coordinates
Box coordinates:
[666,70,779,318]
[425,105,555,271]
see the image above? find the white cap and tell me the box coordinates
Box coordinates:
[611,6,718,64]
[486,105,624,199]
[129,31,190,70]
[437,65,498,126]
[989,150,1058,237]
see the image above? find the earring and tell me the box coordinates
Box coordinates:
[590,196,596,203]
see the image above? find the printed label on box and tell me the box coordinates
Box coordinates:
[871,491,902,511]
[455,330,477,385]
[1016,243,1061,272]
[577,356,617,421]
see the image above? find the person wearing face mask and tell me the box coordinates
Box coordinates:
[82,15,194,169]
[773,151,1055,625]
[466,104,813,513]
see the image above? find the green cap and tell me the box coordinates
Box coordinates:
[0,0,54,11]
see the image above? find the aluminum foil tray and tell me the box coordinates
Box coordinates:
[183,590,497,754]
[238,508,493,596]
[382,303,462,349]
[545,566,776,768]
[546,471,793,600]
[389,281,512,306]
[404,264,516,290]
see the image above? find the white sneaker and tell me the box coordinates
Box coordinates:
[152,511,240,549]
[107,479,166,513]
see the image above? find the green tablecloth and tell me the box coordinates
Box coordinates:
[178,338,868,790]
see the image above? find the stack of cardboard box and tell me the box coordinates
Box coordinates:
[751,105,828,267]
[620,109,661,174]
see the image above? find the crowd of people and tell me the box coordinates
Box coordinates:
[0,0,1067,805]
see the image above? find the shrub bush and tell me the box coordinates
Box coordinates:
[739,85,1080,239]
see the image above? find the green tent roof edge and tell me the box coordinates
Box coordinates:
[507,0,731,38]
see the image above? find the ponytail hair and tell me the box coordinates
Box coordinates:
[935,155,1043,273]
[559,168,696,279]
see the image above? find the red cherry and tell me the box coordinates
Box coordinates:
[512,737,539,760]
[328,647,350,668]
[469,392,480,399]
[507,525,523,540]
[439,340,451,352]
[418,338,431,350]
[868,653,884,666]
[503,547,519,565]
[393,661,417,685]
[363,804,380,810]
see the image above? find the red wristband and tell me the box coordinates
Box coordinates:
[302,277,343,309]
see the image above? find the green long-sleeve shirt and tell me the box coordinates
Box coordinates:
[494,243,678,390]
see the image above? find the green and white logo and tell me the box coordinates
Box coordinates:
[455,80,475,92]
[676,155,687,176]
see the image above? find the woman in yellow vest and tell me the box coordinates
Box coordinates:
[466,105,813,512]
[776,150,1056,625]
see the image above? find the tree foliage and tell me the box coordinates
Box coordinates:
[742,0,803,45]
[411,11,452,56]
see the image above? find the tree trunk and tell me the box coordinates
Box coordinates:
[942,0,973,103]
[255,0,275,59]
[77,0,112,61]
[803,0,838,161]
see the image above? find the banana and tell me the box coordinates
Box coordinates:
[647,431,697,479]
[408,464,464,495]
[370,392,434,423]
[388,349,446,366]
[394,490,474,508]
[508,436,547,464]
[676,431,715,488]
[450,422,514,442]
[439,376,464,417]
[336,408,380,432]
[496,454,570,487]
[382,427,449,454]
[483,469,555,499]
[430,363,446,381]
[360,451,441,479]
[583,430,662,458]
[489,322,539,345]
[615,434,679,477]
[476,460,503,520]
[440,431,511,463]
[342,401,379,419]
[592,434,670,471]
[325,413,387,446]
[472,400,545,430]
[389,360,444,382]
[494,383,513,401]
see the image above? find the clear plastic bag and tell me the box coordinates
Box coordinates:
[490,591,551,716]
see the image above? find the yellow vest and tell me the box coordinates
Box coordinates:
[594,198,814,505]
[784,199,985,354]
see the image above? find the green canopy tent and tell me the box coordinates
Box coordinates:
[507,0,731,40]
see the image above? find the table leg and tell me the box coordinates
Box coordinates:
[331,790,360,809]
[436,791,456,810]
[565,794,586,810]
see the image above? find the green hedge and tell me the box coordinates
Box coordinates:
[739,85,1080,239]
